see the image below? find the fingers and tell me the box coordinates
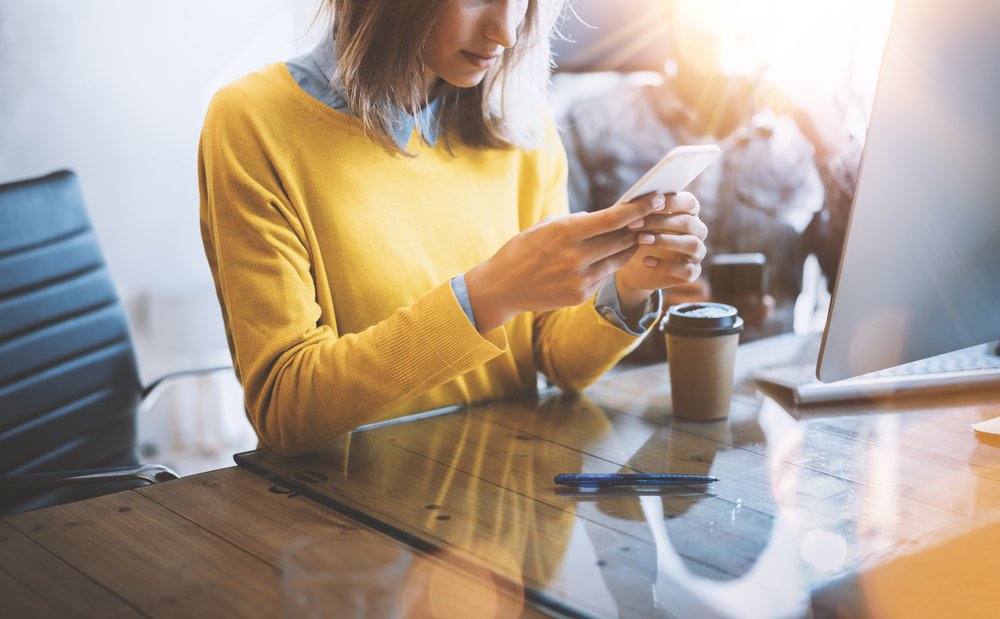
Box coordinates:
[621,192,698,221]
[583,223,705,264]
[619,232,705,290]
[636,232,707,263]
[591,244,640,280]
[664,192,700,215]
[591,232,706,286]
[638,254,703,286]
[638,256,703,285]
[576,192,666,238]
[627,211,708,240]
[532,191,705,301]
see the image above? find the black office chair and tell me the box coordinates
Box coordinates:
[0,170,230,515]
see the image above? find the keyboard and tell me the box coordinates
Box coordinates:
[753,343,1000,405]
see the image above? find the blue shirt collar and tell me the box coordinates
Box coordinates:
[312,36,441,149]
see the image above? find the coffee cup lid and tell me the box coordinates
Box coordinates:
[660,303,744,337]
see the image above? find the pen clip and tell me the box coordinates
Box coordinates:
[630,475,663,485]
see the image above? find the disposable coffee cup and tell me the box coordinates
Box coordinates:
[660,303,743,420]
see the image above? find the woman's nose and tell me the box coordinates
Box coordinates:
[483,0,520,49]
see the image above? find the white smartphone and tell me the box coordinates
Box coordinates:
[614,144,721,206]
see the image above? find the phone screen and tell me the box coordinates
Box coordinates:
[615,145,721,205]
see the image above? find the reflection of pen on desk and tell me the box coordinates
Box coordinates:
[554,474,720,488]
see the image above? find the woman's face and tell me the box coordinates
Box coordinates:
[422,0,529,91]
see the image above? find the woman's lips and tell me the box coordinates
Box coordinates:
[461,51,499,69]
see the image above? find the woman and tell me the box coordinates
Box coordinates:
[198,0,707,456]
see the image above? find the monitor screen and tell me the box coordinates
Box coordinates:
[817,0,1000,382]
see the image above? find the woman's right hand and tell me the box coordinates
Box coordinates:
[464,193,667,335]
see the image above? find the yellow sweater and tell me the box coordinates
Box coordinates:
[198,63,643,456]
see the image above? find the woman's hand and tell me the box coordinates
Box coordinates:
[464,193,667,335]
[615,192,708,317]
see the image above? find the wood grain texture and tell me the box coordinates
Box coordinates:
[5,467,559,619]
[137,467,365,566]
[137,468,556,619]
[0,568,68,619]
[0,518,141,618]
[4,491,281,619]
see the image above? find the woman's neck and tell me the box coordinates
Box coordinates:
[423,69,440,100]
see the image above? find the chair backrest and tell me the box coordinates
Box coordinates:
[0,170,142,514]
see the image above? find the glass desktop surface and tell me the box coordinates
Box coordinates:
[236,349,1000,619]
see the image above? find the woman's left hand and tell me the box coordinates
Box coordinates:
[615,191,708,317]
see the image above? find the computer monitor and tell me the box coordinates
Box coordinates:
[817,0,1000,383]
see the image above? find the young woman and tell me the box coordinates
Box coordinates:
[198,0,708,456]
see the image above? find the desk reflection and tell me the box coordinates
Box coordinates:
[8,335,999,618]
[636,400,810,619]
[239,368,1000,619]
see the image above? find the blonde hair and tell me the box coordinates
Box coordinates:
[319,0,565,156]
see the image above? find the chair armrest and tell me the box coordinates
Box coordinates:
[139,366,232,415]
[0,464,179,491]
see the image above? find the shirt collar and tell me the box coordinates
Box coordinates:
[313,35,441,149]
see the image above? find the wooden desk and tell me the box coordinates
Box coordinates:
[3,334,1000,618]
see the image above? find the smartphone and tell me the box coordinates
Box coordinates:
[709,253,767,297]
[614,144,721,206]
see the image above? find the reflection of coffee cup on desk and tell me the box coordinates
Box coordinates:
[661,303,743,420]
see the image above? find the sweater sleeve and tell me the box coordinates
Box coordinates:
[527,124,650,391]
[199,86,507,456]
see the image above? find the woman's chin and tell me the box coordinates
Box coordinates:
[437,69,488,90]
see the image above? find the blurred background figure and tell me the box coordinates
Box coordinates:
[553,0,892,360]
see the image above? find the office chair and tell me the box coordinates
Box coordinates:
[0,170,230,515]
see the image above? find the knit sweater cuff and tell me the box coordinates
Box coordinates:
[375,279,508,394]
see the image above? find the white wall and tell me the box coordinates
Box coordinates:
[0,0,317,335]
[1,0,321,472]
[1,0,320,357]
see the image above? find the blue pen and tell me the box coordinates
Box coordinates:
[554,474,719,488]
